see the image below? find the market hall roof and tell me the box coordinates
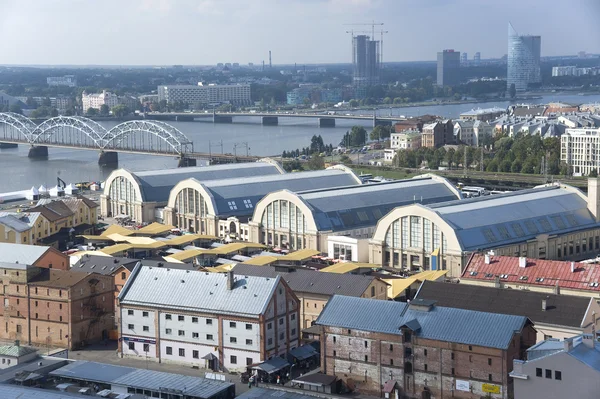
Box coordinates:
[104,159,285,203]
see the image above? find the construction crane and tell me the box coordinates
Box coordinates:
[344,21,384,40]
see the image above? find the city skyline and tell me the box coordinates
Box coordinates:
[0,0,599,66]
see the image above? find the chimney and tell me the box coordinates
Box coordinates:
[541,299,547,311]
[227,270,234,290]
[518,257,527,268]
[582,333,595,349]
[484,254,491,264]
[554,281,560,295]
[564,337,574,351]
[494,275,501,288]
[587,178,600,222]
[571,262,575,273]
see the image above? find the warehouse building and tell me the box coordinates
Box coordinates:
[249,175,461,252]
[369,179,600,278]
[100,159,284,223]
[163,165,362,240]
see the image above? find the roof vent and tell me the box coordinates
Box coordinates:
[571,262,575,273]
[181,280,185,283]
[470,271,478,276]
[158,262,164,267]
[518,257,527,268]
[542,299,547,311]
[243,286,247,289]
[90,265,95,269]
[337,285,341,289]
[209,291,213,295]
[186,270,189,273]
[154,277,158,280]
[590,282,599,288]
[113,259,119,264]
[500,274,509,279]
[484,255,490,264]
[535,277,544,282]
[519,276,528,281]
[167,269,170,272]
[484,273,494,278]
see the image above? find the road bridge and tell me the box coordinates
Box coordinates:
[144,111,405,128]
[0,113,259,167]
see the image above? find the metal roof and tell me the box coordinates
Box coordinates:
[132,162,283,202]
[316,295,528,350]
[0,214,35,232]
[462,254,600,292]
[233,264,375,297]
[415,280,592,328]
[0,386,84,399]
[196,168,360,218]
[236,387,327,399]
[428,185,598,251]
[297,177,460,232]
[119,265,280,317]
[0,242,50,265]
[0,344,37,357]
[49,360,233,398]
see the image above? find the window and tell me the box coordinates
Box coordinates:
[424,349,428,357]
[207,334,214,340]
[364,341,368,348]
[555,371,562,380]
[333,336,336,344]
[128,342,135,350]
[127,310,134,316]
[230,355,238,364]
[268,338,273,346]
[230,322,237,328]
[333,350,337,357]
[128,324,134,330]
[279,332,284,340]
[451,367,455,375]
[246,339,253,345]
[227,201,238,210]
[488,374,492,381]
[488,358,492,366]
[192,332,199,338]
[143,326,149,332]
[390,358,394,366]
[230,337,237,343]
[451,353,454,360]
[179,348,185,357]
[178,315,184,321]
[243,199,253,208]
[178,330,185,336]
[424,364,428,371]
[291,314,295,321]
[143,344,149,352]
[121,272,126,280]
[247,357,253,365]
[246,324,252,330]
[279,318,284,325]
[291,328,296,336]
[364,355,368,362]
[142,311,149,317]
[468,345,472,351]
[192,317,198,323]
[389,344,393,351]
[193,350,199,359]
[545,369,552,379]
[206,318,212,325]
[267,322,272,330]
[165,328,172,335]
[165,314,172,320]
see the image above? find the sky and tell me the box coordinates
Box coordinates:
[0,0,598,66]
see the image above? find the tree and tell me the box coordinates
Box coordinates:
[509,83,516,99]
[111,104,130,118]
[306,155,325,170]
[86,107,98,116]
[510,159,522,173]
[99,104,110,116]
[283,159,302,172]
[348,99,359,107]
[25,97,37,108]
[8,104,22,115]
[349,126,367,147]
[50,108,59,117]
[383,97,392,104]
[590,169,598,178]
[42,97,52,107]
[445,148,455,169]
[339,154,352,165]
[65,108,75,116]
[370,125,391,141]
[310,135,325,154]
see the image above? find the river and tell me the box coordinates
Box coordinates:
[0,93,599,192]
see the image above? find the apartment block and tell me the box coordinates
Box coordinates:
[421,120,454,148]
[157,84,251,105]
[561,127,600,176]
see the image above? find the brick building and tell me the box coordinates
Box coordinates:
[394,115,438,133]
[316,296,535,398]
[118,266,300,372]
[421,120,455,148]
[0,242,69,270]
[0,263,114,350]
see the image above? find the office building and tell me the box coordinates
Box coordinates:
[511,335,600,399]
[157,83,251,105]
[561,128,600,176]
[369,179,600,277]
[82,90,119,111]
[552,66,599,77]
[118,266,300,372]
[100,159,284,223]
[474,52,481,64]
[317,295,535,398]
[46,75,77,87]
[461,52,468,64]
[352,35,380,88]
[507,23,541,92]
[436,49,461,87]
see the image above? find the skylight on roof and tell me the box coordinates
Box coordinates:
[538,218,552,232]
[496,225,511,240]
[551,215,566,230]
[243,199,253,209]
[511,223,525,237]
[524,220,539,234]
[227,201,238,210]
[565,214,579,227]
[482,228,497,243]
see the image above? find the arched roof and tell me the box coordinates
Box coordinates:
[167,168,361,218]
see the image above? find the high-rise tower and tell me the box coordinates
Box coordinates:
[507,23,541,92]
[352,35,380,88]
[437,50,461,87]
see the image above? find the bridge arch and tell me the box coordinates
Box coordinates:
[0,112,37,142]
[103,120,193,155]
[31,116,108,147]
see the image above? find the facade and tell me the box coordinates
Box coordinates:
[82,90,119,111]
[561,127,600,176]
[47,75,77,87]
[233,264,388,330]
[369,179,600,278]
[317,295,535,398]
[327,235,369,262]
[118,266,300,372]
[249,175,462,252]
[353,35,380,88]
[0,242,68,270]
[163,166,361,240]
[421,120,454,148]
[510,335,600,399]
[437,50,461,87]
[415,280,600,342]
[0,343,37,369]
[157,83,251,105]
[507,23,541,92]
[100,160,284,223]
[552,66,599,77]
[390,131,421,151]
[0,264,114,350]
[460,107,505,122]
[454,120,492,146]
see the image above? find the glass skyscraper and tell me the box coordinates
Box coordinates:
[507,23,541,92]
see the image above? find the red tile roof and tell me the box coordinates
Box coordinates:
[462,254,600,292]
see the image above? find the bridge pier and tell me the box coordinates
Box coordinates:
[0,143,18,148]
[98,151,118,167]
[319,118,336,128]
[261,116,278,126]
[178,157,197,167]
[28,146,48,158]
[213,115,233,124]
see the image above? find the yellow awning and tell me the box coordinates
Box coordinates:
[209,242,266,255]
[136,222,175,235]
[101,225,135,237]
[410,270,449,281]
[243,256,279,266]
[164,248,211,262]
[162,234,218,246]
[79,235,113,241]
[204,264,235,273]
[107,234,156,245]
[383,278,419,299]
[99,244,133,255]
[320,262,380,274]
[279,249,320,262]
[69,250,112,260]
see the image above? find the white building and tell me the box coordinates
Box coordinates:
[561,127,600,176]
[454,120,493,147]
[118,265,300,372]
[82,90,119,111]
[157,84,251,106]
[47,75,77,87]
[0,342,38,369]
[390,130,422,151]
[327,235,369,262]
